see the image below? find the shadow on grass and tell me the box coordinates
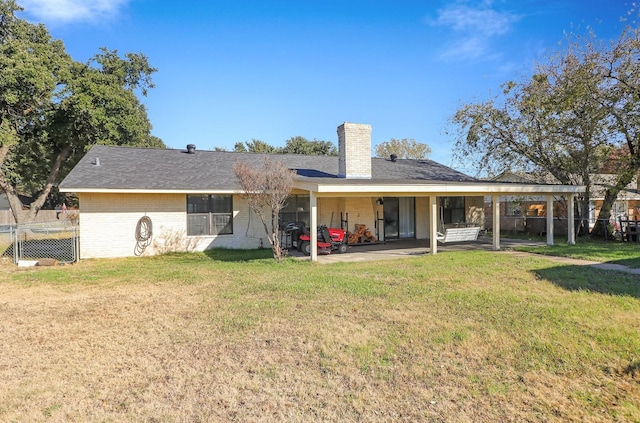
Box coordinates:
[605,257,640,269]
[517,240,640,269]
[202,248,276,262]
[534,265,640,298]
[623,361,640,379]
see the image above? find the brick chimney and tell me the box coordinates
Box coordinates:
[337,122,372,179]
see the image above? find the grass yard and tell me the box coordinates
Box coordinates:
[0,249,639,422]
[516,239,640,268]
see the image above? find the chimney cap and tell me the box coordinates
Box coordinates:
[186,144,196,154]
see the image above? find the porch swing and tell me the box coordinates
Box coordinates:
[435,205,481,243]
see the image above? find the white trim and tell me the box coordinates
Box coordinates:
[429,196,438,255]
[568,193,576,245]
[60,188,242,194]
[492,195,500,251]
[546,195,554,245]
[294,182,585,196]
[310,192,318,262]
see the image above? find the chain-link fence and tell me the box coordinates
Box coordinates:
[0,224,16,261]
[4,220,79,264]
[491,215,634,241]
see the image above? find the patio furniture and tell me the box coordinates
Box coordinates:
[436,226,481,243]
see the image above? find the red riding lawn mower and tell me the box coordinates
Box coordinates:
[288,223,348,255]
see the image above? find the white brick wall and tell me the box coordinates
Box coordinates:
[78,192,479,258]
[78,193,267,259]
[337,122,372,179]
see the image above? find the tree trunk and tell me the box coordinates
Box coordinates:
[576,194,590,236]
[0,144,72,224]
[592,167,637,237]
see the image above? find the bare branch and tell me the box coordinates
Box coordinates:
[233,157,296,261]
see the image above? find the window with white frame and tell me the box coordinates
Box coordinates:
[187,194,233,236]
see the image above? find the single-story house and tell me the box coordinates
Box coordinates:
[59,122,585,261]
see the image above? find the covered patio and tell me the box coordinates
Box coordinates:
[295,180,585,262]
[290,236,546,263]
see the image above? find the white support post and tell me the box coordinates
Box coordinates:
[546,195,554,245]
[430,195,438,255]
[492,195,501,251]
[310,192,318,262]
[567,193,575,245]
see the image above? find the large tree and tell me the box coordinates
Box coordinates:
[0,0,163,223]
[451,25,640,233]
[374,138,432,159]
[595,26,640,226]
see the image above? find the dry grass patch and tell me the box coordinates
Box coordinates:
[0,251,638,422]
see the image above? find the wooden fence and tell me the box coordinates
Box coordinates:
[0,210,78,226]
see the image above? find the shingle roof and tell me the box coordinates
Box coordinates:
[59,145,478,191]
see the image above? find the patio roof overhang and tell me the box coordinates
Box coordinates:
[294,181,586,197]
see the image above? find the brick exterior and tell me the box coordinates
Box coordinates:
[77,193,486,258]
[78,193,266,259]
[337,122,372,179]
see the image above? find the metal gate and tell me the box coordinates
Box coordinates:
[12,221,79,264]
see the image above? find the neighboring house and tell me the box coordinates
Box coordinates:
[588,174,640,226]
[59,122,584,261]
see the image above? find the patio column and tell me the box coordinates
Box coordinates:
[546,195,554,245]
[310,192,318,262]
[429,195,438,255]
[567,193,575,245]
[492,195,500,251]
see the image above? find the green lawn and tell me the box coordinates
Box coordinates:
[0,249,638,422]
[515,238,640,268]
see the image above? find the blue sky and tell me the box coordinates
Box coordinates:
[17,0,637,170]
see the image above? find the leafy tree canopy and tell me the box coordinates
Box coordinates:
[281,136,337,155]
[234,139,277,153]
[451,23,640,231]
[233,136,337,155]
[0,0,163,223]
[374,138,432,159]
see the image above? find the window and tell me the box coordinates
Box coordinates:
[441,196,465,225]
[187,194,233,236]
[280,195,310,227]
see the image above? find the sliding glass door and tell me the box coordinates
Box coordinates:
[383,197,415,240]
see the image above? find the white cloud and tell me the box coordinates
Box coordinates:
[19,0,129,23]
[435,4,517,37]
[429,2,520,62]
